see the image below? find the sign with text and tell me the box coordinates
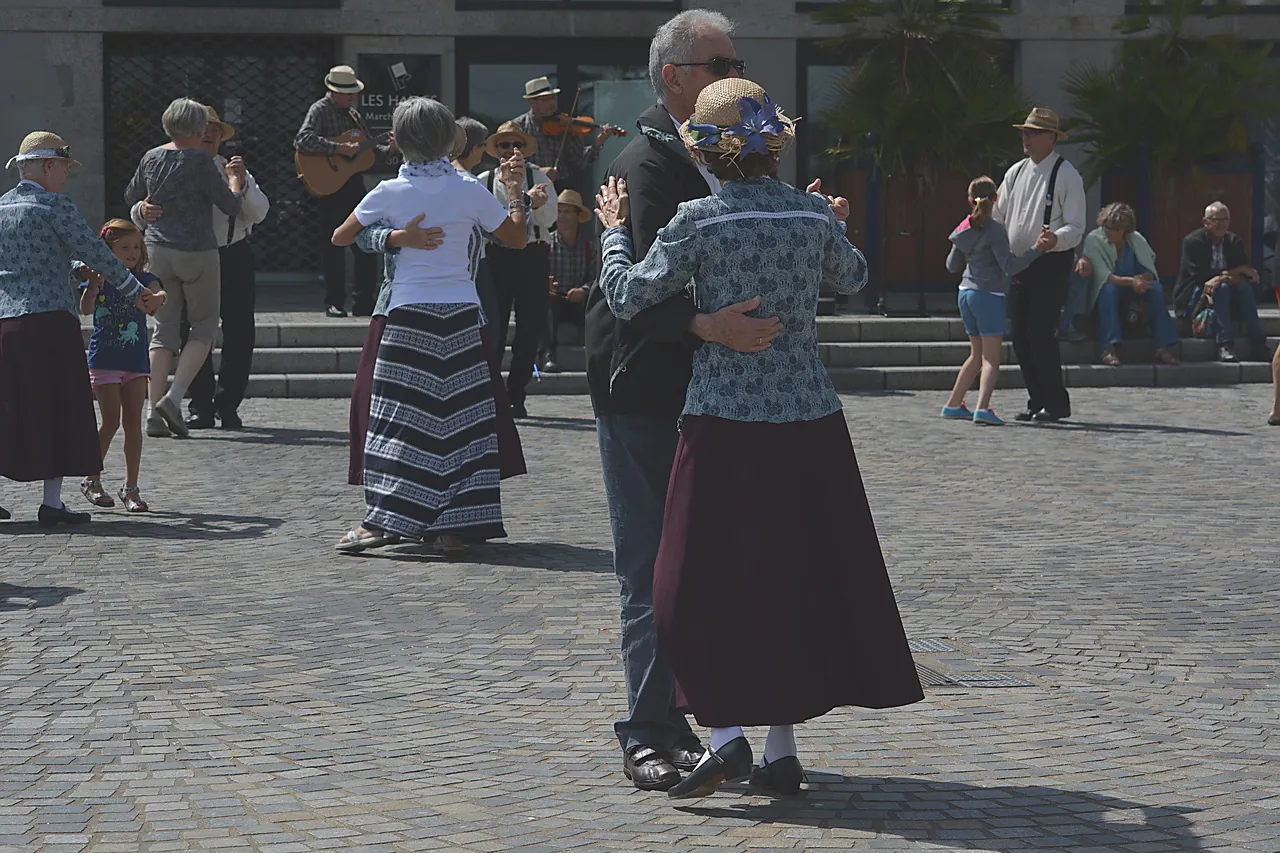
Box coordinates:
[356,54,442,171]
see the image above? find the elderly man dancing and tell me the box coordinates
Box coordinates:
[0,132,166,524]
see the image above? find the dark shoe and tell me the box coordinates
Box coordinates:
[185,412,216,430]
[1268,416,1280,426]
[325,305,348,319]
[1058,324,1088,343]
[622,745,680,792]
[218,410,243,430]
[38,503,91,527]
[668,737,705,773]
[1100,345,1120,366]
[667,737,754,800]
[541,354,561,374]
[1013,410,1037,422]
[1219,344,1238,363]
[1251,338,1271,361]
[749,756,805,796]
[0,506,10,521]
[511,401,529,419]
[1032,408,1071,423]
[352,306,374,318]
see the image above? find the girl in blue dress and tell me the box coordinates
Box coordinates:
[78,219,162,512]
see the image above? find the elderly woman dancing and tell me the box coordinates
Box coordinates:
[331,97,530,555]
[124,97,245,438]
[0,132,165,524]
[598,79,924,799]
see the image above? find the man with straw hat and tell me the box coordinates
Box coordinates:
[0,132,166,525]
[511,75,614,192]
[294,64,395,318]
[994,106,1086,423]
[478,120,556,417]
[540,189,597,373]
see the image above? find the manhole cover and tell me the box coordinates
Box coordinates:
[914,663,957,687]
[914,664,1032,689]
[909,638,958,653]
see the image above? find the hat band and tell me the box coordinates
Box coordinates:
[10,148,73,162]
[525,87,555,98]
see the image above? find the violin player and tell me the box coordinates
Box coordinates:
[511,76,622,196]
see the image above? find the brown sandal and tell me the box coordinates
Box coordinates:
[118,485,149,513]
[81,478,115,508]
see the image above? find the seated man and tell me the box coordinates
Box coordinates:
[1173,202,1269,362]
[540,189,596,373]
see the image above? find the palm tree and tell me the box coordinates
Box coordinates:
[1064,0,1280,186]
[813,0,1026,181]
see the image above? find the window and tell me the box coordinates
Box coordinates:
[457,0,677,9]
[796,0,1011,11]
[104,0,339,6]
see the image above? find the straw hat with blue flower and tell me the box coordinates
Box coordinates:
[678,78,797,173]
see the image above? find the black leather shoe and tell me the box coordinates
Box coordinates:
[1013,410,1036,422]
[218,410,243,430]
[1032,407,1071,423]
[668,737,705,773]
[623,745,680,792]
[0,506,10,521]
[325,305,347,319]
[185,412,216,430]
[38,503,91,527]
[749,756,805,796]
[668,737,753,799]
[511,402,529,419]
[541,355,561,374]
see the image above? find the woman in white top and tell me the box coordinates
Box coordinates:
[330,97,529,554]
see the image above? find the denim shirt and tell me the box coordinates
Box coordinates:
[600,177,867,423]
[0,181,143,320]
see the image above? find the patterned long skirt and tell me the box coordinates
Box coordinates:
[362,303,506,540]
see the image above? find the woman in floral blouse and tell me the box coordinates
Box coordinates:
[598,79,923,799]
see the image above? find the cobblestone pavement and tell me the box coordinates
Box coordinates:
[2,388,1278,853]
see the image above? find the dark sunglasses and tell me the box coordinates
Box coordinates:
[497,140,526,150]
[672,57,746,77]
[1018,129,1053,138]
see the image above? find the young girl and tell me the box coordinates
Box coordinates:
[942,176,1050,426]
[78,219,161,511]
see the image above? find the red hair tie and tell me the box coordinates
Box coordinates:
[100,225,112,238]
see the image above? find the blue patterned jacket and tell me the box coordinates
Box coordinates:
[600,177,867,423]
[0,181,143,320]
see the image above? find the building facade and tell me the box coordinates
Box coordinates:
[4,0,1279,278]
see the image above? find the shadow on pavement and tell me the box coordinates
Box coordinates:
[188,426,350,447]
[372,540,614,572]
[0,511,281,541]
[682,774,1203,850]
[0,583,83,611]
[1019,420,1245,437]
[517,415,599,433]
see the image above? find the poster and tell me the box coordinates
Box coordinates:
[356,54,442,172]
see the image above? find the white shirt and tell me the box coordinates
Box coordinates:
[476,165,557,244]
[993,152,1086,255]
[354,170,508,310]
[666,109,721,195]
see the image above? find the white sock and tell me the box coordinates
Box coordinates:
[162,382,187,408]
[43,477,63,508]
[709,726,743,752]
[764,724,797,764]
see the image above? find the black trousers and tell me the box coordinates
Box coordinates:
[317,177,377,313]
[189,239,256,418]
[488,242,549,406]
[543,296,585,356]
[1007,250,1072,416]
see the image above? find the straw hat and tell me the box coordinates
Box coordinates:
[678,78,796,161]
[204,105,235,142]
[5,131,81,171]
[484,121,538,159]
[325,65,364,94]
[557,189,592,223]
[522,76,560,100]
[1013,107,1067,141]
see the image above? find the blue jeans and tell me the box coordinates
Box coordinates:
[596,414,695,754]
[1096,281,1180,348]
[1192,282,1266,346]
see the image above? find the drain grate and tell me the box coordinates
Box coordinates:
[909,638,958,654]
[914,663,1032,689]
[914,663,957,687]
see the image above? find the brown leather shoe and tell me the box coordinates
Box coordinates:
[623,745,680,792]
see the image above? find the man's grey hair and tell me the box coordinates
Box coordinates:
[1205,201,1231,219]
[649,9,735,103]
[455,117,490,156]
[161,98,209,140]
[393,97,456,163]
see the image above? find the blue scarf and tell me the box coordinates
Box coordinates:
[398,158,455,179]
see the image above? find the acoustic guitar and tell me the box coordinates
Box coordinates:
[295,128,389,198]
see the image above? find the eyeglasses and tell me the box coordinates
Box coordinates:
[672,57,747,77]
[1207,215,1231,222]
[1018,129,1053,138]
[497,141,526,150]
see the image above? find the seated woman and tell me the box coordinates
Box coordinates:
[1082,202,1180,366]
[330,97,529,555]
[598,78,923,799]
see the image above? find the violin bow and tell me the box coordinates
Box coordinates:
[550,87,582,180]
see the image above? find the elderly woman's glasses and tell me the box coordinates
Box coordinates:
[672,57,747,77]
[497,141,526,150]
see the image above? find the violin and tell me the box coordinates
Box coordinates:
[541,113,627,139]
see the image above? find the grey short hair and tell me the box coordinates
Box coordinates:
[649,9,735,103]
[16,161,45,179]
[1205,201,1230,219]
[161,98,209,140]
[393,97,456,163]
[1097,202,1137,235]
[455,117,489,156]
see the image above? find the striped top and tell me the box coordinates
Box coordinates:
[600,177,867,423]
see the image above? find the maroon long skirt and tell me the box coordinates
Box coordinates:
[654,412,925,728]
[348,317,526,485]
[0,310,102,482]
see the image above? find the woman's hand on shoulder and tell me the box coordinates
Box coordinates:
[595,176,629,229]
[390,213,445,250]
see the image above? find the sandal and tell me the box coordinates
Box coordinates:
[118,485,149,513]
[437,534,470,555]
[80,478,115,508]
[335,527,394,553]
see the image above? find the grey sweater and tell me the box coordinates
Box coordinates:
[124,147,242,252]
[946,216,1039,294]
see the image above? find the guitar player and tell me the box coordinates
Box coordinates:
[294,65,397,318]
